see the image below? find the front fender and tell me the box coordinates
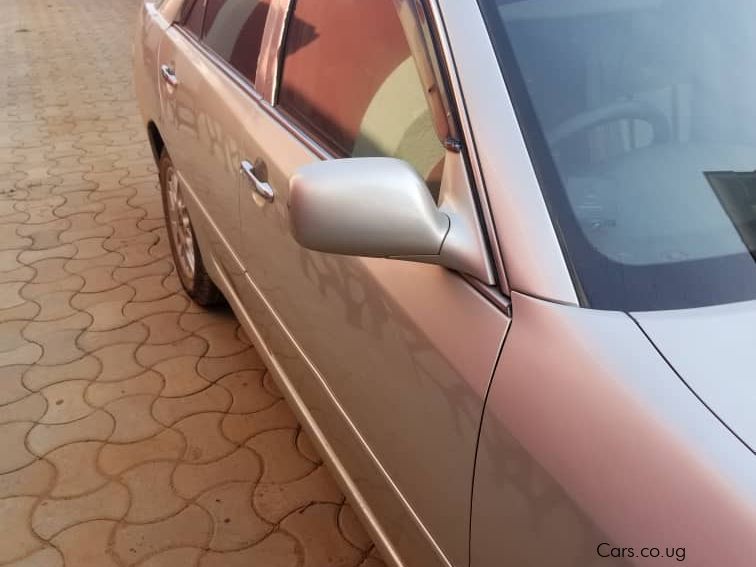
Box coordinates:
[471,292,756,567]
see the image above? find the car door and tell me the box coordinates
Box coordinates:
[236,1,511,565]
[157,0,271,289]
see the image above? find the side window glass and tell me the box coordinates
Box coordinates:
[180,0,206,37]
[203,0,271,86]
[278,0,446,197]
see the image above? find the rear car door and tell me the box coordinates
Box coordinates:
[236,1,511,565]
[156,0,271,289]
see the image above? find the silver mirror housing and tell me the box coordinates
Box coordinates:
[289,158,450,259]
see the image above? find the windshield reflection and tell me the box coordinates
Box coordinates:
[481,0,756,310]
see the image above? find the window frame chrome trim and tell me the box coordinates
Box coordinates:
[256,0,292,103]
[393,0,462,153]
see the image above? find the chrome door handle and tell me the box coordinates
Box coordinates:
[241,160,275,202]
[160,64,178,87]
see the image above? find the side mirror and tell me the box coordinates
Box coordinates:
[289,158,450,259]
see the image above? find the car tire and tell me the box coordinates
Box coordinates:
[158,148,222,307]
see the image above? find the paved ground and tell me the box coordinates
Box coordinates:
[0,1,384,565]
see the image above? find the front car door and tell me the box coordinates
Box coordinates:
[235,1,511,565]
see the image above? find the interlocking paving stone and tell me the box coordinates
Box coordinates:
[220,368,279,414]
[26,410,115,456]
[153,355,211,397]
[0,497,45,562]
[0,393,46,425]
[85,369,163,408]
[173,448,262,500]
[113,505,212,565]
[140,548,203,567]
[0,0,385,564]
[0,282,25,309]
[32,481,130,539]
[0,459,55,499]
[254,465,345,524]
[105,394,164,443]
[282,503,366,567]
[121,461,187,523]
[44,441,108,498]
[23,311,91,365]
[23,355,101,391]
[199,532,300,567]
[196,481,272,551]
[98,428,186,477]
[174,412,237,464]
[38,380,93,424]
[51,520,120,567]
[246,428,318,483]
[7,547,64,567]
[0,422,37,474]
[0,366,34,406]
[31,290,78,321]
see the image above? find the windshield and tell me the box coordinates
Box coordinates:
[479,0,756,311]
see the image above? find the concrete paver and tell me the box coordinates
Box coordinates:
[0,1,384,565]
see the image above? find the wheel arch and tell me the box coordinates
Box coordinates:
[147,120,165,164]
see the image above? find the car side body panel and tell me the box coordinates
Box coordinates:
[233,42,510,567]
[136,2,511,566]
[135,3,756,567]
[472,292,756,567]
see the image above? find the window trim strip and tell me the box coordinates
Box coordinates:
[256,0,292,103]
[393,0,461,152]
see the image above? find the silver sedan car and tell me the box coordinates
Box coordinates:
[134,1,756,565]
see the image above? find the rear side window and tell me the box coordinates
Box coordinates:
[278,0,445,196]
[203,0,271,85]
[180,0,205,37]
